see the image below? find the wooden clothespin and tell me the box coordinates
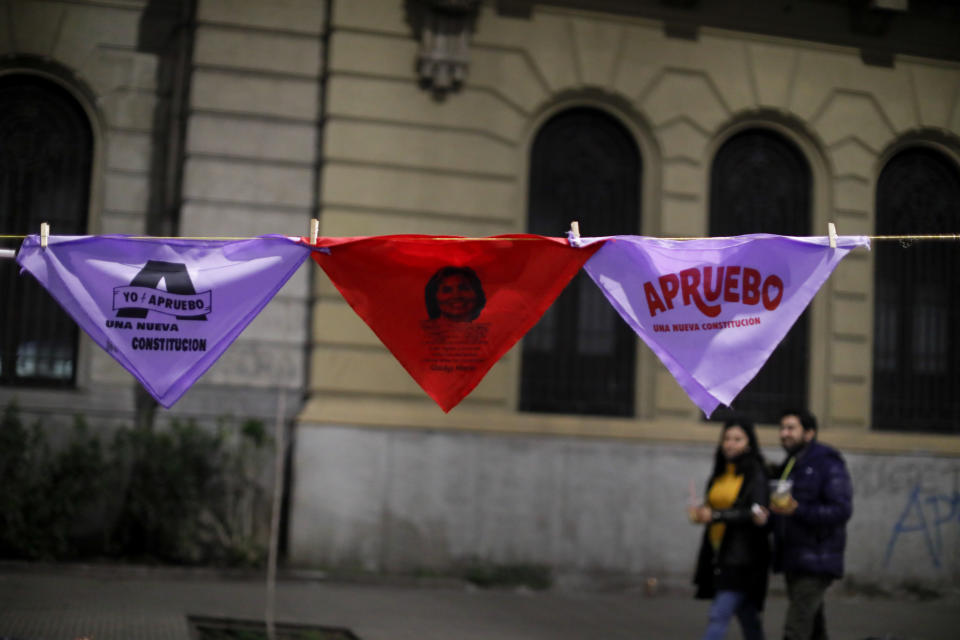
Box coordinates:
[40,222,50,249]
[570,220,580,239]
[828,222,837,249]
[309,218,319,245]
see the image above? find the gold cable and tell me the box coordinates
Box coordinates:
[1,233,959,241]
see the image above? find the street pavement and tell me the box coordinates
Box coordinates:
[0,563,958,640]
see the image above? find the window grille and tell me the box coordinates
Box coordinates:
[0,74,92,386]
[873,147,960,433]
[708,129,812,423]
[520,108,640,416]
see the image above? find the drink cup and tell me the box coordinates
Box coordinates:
[769,479,793,509]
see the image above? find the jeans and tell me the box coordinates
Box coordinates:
[783,573,832,640]
[702,589,765,640]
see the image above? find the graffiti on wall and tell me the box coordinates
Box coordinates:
[884,477,960,568]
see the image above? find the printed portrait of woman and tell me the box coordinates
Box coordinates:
[424,266,486,323]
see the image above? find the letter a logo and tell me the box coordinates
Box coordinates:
[117,260,207,320]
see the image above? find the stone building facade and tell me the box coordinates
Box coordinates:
[2,0,959,591]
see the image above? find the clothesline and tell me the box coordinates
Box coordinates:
[0,230,955,262]
[656,234,959,241]
[11,232,870,414]
[1,233,958,241]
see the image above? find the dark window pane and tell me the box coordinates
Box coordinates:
[873,147,960,433]
[708,129,812,423]
[0,74,91,386]
[520,108,640,416]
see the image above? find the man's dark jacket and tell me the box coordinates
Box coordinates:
[773,439,853,578]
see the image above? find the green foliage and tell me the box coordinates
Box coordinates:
[109,419,225,563]
[462,562,553,590]
[205,418,273,566]
[0,401,273,566]
[0,403,106,559]
[110,416,273,566]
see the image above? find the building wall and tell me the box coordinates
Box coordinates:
[0,0,323,424]
[302,0,960,432]
[1,0,163,421]
[292,0,960,590]
[290,425,960,591]
[170,0,323,419]
[1,0,958,590]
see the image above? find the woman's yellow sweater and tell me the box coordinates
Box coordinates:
[707,463,743,550]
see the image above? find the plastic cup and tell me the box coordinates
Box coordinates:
[770,479,793,509]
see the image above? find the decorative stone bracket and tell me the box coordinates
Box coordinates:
[412,0,482,95]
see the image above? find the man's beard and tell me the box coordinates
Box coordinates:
[782,440,806,456]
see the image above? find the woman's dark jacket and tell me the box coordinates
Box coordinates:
[693,454,771,610]
[772,440,853,579]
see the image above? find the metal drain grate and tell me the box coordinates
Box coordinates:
[188,615,360,640]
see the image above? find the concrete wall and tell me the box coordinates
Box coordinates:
[290,424,707,580]
[848,453,960,590]
[290,424,960,591]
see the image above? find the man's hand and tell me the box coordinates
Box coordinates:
[769,496,798,515]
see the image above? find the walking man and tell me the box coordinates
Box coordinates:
[768,410,852,640]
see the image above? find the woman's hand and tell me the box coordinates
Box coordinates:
[690,505,713,524]
[751,504,769,526]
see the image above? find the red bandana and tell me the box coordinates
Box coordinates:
[309,235,602,411]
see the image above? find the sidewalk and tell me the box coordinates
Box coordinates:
[0,564,957,640]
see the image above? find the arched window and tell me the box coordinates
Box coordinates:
[0,74,92,385]
[520,107,640,416]
[873,147,960,433]
[709,128,812,423]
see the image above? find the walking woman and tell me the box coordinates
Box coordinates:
[691,417,771,640]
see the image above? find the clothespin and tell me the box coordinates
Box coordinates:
[828,222,837,249]
[570,220,580,239]
[309,218,319,245]
[40,222,50,249]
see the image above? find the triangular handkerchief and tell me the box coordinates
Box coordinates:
[17,234,311,407]
[579,233,870,416]
[310,234,602,411]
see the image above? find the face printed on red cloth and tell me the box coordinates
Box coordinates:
[426,267,486,322]
[310,234,601,411]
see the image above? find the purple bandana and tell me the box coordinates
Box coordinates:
[577,234,870,416]
[17,234,310,407]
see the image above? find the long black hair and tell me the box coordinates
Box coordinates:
[709,416,765,481]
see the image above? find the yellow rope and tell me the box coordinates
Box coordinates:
[660,234,960,241]
[0,234,509,240]
[2,233,959,241]
[868,234,960,241]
